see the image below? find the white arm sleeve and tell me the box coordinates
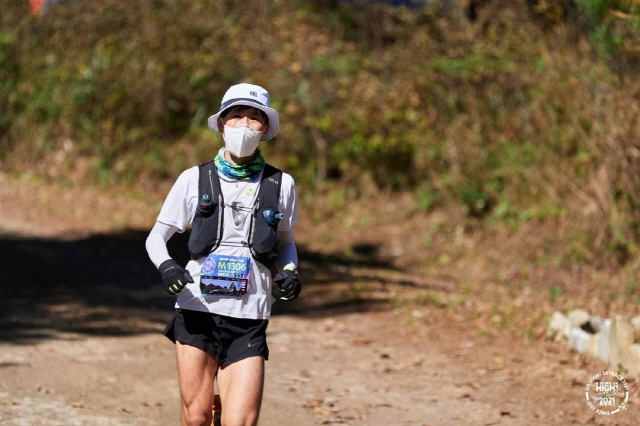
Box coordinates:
[145,221,182,269]
[146,167,198,269]
[276,229,298,271]
[277,173,298,232]
[274,173,299,271]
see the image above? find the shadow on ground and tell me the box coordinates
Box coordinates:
[1,228,433,343]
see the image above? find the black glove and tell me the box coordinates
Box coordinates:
[274,266,301,301]
[159,259,194,295]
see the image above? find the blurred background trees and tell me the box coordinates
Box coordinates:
[1,0,639,265]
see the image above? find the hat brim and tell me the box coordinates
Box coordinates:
[207,99,279,141]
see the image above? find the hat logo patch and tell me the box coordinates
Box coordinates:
[250,91,257,97]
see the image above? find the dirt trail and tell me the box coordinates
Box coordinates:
[0,174,637,425]
[2,305,635,426]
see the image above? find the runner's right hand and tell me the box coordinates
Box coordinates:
[158,259,194,295]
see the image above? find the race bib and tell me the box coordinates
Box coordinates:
[200,254,250,297]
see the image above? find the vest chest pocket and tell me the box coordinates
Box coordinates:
[250,207,280,268]
[188,199,222,259]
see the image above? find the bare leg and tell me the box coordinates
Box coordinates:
[176,341,218,426]
[216,356,265,426]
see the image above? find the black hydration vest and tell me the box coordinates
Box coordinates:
[187,161,283,268]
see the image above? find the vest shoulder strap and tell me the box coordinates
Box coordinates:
[251,163,283,271]
[198,160,223,206]
[193,160,224,257]
[257,163,283,209]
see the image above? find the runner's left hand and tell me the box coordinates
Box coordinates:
[274,266,301,301]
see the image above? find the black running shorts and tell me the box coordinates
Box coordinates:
[163,309,269,366]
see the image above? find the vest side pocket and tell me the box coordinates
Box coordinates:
[252,208,280,267]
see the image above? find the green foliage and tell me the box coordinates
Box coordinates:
[1,0,640,265]
[575,0,640,60]
[417,290,447,308]
[575,0,609,20]
[0,2,24,155]
[549,285,564,303]
[416,186,438,212]
[461,181,491,218]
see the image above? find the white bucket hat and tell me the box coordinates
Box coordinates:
[207,83,280,141]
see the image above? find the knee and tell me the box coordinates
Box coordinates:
[183,409,213,426]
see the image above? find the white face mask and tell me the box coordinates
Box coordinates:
[223,125,262,158]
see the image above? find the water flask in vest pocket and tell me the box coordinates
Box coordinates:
[262,209,284,226]
[197,194,214,215]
